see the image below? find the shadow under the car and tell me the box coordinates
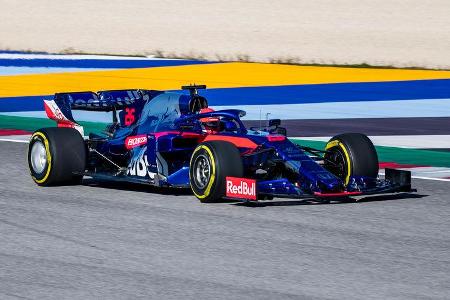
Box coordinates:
[233,192,427,207]
[82,178,426,206]
[82,178,192,196]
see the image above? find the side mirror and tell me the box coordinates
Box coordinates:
[275,127,287,136]
[269,119,281,127]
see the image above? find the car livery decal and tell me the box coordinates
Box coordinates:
[226,177,257,200]
[127,146,157,179]
[125,135,147,150]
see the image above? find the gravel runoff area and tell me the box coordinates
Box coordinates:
[0,141,449,299]
[1,0,449,69]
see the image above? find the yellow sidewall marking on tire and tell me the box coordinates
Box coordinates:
[325,140,352,185]
[30,132,52,184]
[190,145,216,199]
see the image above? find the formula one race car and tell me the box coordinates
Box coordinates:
[28,85,412,203]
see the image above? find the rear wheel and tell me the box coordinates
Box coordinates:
[324,133,378,186]
[189,141,243,203]
[28,127,86,186]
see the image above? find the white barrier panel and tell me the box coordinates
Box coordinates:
[1,0,449,69]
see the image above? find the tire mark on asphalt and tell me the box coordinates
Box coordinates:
[0,253,315,300]
[0,218,106,251]
[0,292,34,300]
[0,292,33,300]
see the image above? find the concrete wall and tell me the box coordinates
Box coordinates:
[1,0,449,69]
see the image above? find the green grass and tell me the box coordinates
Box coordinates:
[0,114,107,135]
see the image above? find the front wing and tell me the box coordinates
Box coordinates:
[226,168,413,201]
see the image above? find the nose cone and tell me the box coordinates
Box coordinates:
[316,172,345,191]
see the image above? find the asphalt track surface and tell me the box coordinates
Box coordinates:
[1,141,449,299]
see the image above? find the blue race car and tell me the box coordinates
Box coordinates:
[28,85,412,202]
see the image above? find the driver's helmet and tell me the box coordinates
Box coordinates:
[199,108,221,134]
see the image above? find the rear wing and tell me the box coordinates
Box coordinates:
[43,89,160,135]
[53,89,156,111]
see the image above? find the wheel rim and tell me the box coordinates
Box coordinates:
[30,140,47,174]
[325,148,347,181]
[193,154,211,189]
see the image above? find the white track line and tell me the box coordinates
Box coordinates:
[0,53,185,61]
[378,172,450,182]
[1,138,448,182]
[0,138,29,143]
[410,176,450,182]
[418,169,450,174]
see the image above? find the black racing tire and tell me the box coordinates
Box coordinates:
[189,141,243,203]
[324,133,378,186]
[28,127,86,186]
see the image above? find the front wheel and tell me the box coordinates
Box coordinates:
[324,133,378,186]
[189,141,243,203]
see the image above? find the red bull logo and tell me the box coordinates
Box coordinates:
[226,177,257,200]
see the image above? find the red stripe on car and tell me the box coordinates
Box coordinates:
[204,135,258,149]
